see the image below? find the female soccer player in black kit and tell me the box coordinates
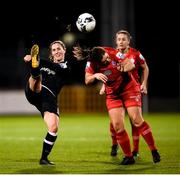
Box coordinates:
[24,40,70,165]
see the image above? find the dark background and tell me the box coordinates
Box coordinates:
[0,0,179,100]
[135,1,180,98]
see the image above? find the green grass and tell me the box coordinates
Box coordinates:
[0,113,180,174]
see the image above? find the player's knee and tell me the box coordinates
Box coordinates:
[132,119,144,127]
[48,123,58,133]
[44,112,59,133]
[113,122,124,133]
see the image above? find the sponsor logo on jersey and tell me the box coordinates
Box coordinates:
[103,70,112,76]
[41,67,56,75]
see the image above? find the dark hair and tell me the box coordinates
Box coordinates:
[90,47,105,62]
[73,46,105,62]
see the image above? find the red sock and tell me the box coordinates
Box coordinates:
[132,124,140,152]
[110,122,118,145]
[138,121,157,150]
[116,130,132,157]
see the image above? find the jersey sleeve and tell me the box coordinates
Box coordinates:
[137,51,146,65]
[85,61,95,74]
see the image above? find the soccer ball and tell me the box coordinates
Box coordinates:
[76,13,96,33]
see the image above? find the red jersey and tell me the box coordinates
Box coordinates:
[116,47,146,83]
[85,47,137,95]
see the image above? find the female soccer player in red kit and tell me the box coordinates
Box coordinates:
[107,30,149,158]
[73,43,160,164]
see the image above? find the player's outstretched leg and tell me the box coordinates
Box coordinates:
[31,44,39,68]
[30,44,40,79]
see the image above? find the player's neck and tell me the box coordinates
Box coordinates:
[118,47,129,54]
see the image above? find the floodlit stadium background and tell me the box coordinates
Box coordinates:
[0,0,179,114]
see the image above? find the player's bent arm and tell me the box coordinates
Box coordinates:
[140,62,149,84]
[140,62,149,94]
[85,72,96,85]
[85,72,108,85]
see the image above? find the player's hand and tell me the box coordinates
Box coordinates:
[140,83,148,94]
[24,55,32,62]
[116,63,124,72]
[94,73,108,83]
[99,84,105,95]
[118,58,135,72]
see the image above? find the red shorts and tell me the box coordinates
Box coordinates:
[106,85,142,110]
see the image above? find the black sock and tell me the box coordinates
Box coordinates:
[41,132,57,160]
[31,67,40,79]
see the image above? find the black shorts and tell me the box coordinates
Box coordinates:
[25,83,59,117]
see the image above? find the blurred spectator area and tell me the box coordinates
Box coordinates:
[0,84,106,114]
[59,84,106,113]
[0,84,179,114]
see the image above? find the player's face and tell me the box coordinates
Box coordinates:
[101,52,111,64]
[51,43,66,63]
[116,33,130,52]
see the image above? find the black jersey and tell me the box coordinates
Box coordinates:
[40,59,70,97]
[25,58,71,116]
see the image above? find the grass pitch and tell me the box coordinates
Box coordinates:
[0,113,180,174]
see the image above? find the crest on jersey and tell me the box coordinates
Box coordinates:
[116,52,125,59]
[112,60,117,66]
